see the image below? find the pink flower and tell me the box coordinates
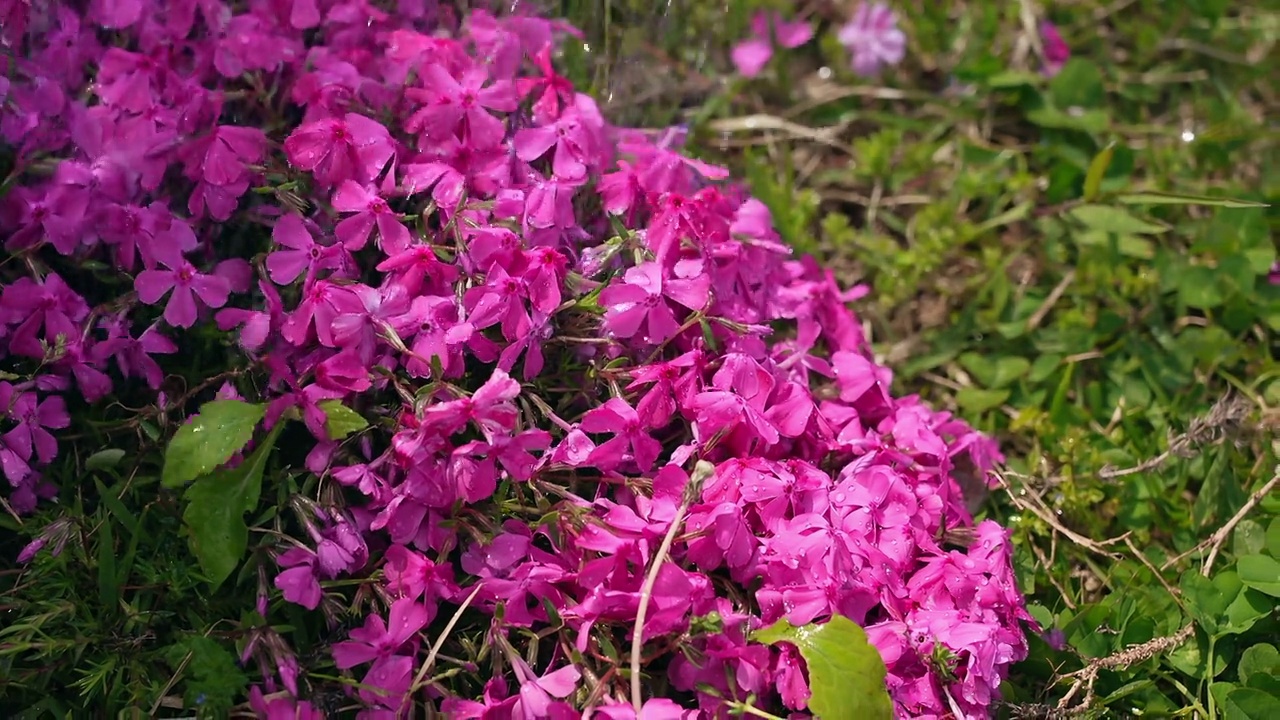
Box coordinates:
[332,598,430,709]
[581,397,662,472]
[510,655,580,720]
[837,3,907,76]
[732,11,814,78]
[405,64,517,149]
[283,113,395,187]
[2,390,70,465]
[601,260,710,345]
[1040,21,1071,77]
[332,181,411,253]
[274,547,322,610]
[135,255,231,329]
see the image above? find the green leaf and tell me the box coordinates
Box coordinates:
[957,387,1010,414]
[161,400,266,489]
[1026,106,1110,133]
[182,421,283,589]
[1268,517,1280,557]
[1222,588,1272,635]
[93,477,139,537]
[1237,555,1280,597]
[1223,688,1280,720]
[1239,644,1280,686]
[97,519,116,610]
[1049,59,1105,108]
[753,615,893,720]
[986,70,1042,88]
[1178,266,1226,309]
[1083,142,1116,201]
[1181,570,1242,635]
[1068,205,1169,235]
[1117,192,1268,208]
[1233,519,1267,556]
[85,448,127,472]
[318,399,368,440]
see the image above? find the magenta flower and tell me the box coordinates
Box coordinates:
[837,3,907,76]
[0,273,89,359]
[600,260,710,345]
[517,43,576,123]
[405,64,517,149]
[274,546,323,610]
[93,319,177,390]
[581,397,662,472]
[135,254,231,328]
[283,113,395,187]
[731,11,814,78]
[1040,21,1071,77]
[332,181,411,253]
[3,390,70,465]
[332,598,430,709]
[180,124,267,187]
[509,655,581,720]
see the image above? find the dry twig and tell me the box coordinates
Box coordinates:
[630,460,713,712]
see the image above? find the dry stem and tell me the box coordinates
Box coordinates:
[630,460,713,712]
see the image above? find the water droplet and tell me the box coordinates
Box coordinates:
[1180,129,1195,143]
[817,66,832,80]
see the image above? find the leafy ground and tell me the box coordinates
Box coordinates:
[565,0,1280,717]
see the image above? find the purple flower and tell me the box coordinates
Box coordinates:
[135,254,231,329]
[732,11,814,78]
[1041,20,1071,77]
[837,3,907,76]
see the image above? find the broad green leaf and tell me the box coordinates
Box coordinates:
[1178,266,1225,309]
[1269,517,1280,556]
[1069,205,1169,235]
[1180,570,1242,635]
[1221,588,1271,635]
[182,421,283,589]
[1117,192,1268,208]
[1237,555,1280,597]
[1049,59,1105,108]
[1223,688,1280,720]
[957,387,1009,414]
[753,615,893,720]
[318,399,369,440]
[1083,142,1115,201]
[85,448,127,472]
[162,400,266,489]
[1239,644,1280,685]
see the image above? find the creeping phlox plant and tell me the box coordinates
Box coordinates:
[0,1,1033,717]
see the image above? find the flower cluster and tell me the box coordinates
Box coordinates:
[731,3,906,78]
[2,1,1031,718]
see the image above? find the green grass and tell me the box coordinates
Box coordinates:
[564,0,1280,716]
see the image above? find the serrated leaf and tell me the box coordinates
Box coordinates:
[318,399,368,440]
[162,400,266,488]
[1117,192,1268,208]
[753,615,893,720]
[182,422,283,589]
[1237,555,1280,597]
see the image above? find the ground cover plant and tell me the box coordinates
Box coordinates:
[559,0,1280,717]
[0,1,1276,720]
